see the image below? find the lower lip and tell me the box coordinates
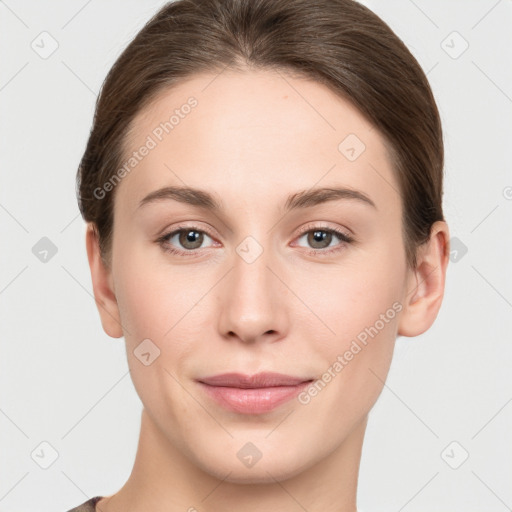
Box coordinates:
[198,381,312,414]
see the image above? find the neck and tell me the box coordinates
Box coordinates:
[96,408,367,512]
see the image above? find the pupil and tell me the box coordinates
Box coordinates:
[310,230,331,248]
[179,230,202,249]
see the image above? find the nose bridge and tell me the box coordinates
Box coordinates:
[217,234,285,343]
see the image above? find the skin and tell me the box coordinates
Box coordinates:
[86,68,450,512]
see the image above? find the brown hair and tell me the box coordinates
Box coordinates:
[76,0,444,270]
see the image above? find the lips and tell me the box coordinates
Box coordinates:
[198,372,312,388]
[197,372,314,414]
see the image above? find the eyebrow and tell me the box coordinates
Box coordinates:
[137,185,377,212]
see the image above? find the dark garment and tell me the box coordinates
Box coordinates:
[66,496,104,512]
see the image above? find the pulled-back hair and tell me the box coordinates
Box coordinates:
[76,0,444,270]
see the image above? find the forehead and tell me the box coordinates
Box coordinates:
[115,68,400,217]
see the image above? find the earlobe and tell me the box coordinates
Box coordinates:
[397,221,450,338]
[85,223,124,339]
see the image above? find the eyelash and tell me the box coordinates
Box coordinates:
[156,223,355,258]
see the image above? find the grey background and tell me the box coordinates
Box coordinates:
[1,1,511,510]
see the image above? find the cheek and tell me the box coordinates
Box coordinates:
[296,255,403,391]
[113,251,217,389]
[113,244,204,338]
[288,265,402,458]
[112,257,205,418]
[300,259,402,339]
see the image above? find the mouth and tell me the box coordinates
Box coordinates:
[196,372,315,414]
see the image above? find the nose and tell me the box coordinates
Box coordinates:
[216,241,288,344]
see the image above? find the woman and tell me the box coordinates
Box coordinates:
[69,0,450,510]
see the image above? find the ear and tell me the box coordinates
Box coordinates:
[398,220,450,337]
[85,223,124,339]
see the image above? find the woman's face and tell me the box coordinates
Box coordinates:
[106,69,416,483]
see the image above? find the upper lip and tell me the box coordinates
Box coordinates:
[198,372,313,388]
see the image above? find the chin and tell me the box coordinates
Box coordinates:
[196,445,313,485]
